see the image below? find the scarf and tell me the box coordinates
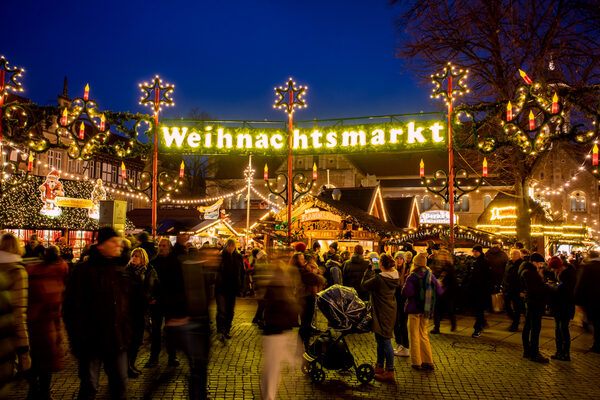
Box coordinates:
[127,262,147,279]
[422,269,435,319]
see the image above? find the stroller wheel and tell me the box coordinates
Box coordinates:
[310,368,326,384]
[356,363,375,384]
[301,362,313,375]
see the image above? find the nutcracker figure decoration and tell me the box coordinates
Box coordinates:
[39,170,65,217]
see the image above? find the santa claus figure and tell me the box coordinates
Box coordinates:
[39,170,65,217]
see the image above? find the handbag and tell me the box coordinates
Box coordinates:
[491,292,505,313]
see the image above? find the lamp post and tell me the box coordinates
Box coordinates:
[271,78,310,245]
[139,76,174,238]
[244,154,254,245]
[0,56,24,165]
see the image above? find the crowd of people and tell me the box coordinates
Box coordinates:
[0,229,599,399]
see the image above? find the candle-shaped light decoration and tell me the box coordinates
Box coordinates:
[519,69,533,85]
[506,101,513,121]
[593,144,599,166]
[60,108,68,126]
[79,122,85,139]
[419,159,425,177]
[121,162,127,180]
[313,163,317,180]
[83,83,90,101]
[482,157,488,177]
[264,164,269,180]
[529,110,535,130]
[179,161,185,178]
[552,93,559,114]
[100,114,105,130]
[28,154,33,172]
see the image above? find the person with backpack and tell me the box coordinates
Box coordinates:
[324,254,343,287]
[402,253,443,371]
[361,253,399,383]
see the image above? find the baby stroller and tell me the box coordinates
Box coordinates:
[302,285,374,384]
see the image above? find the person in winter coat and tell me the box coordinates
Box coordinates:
[503,249,524,332]
[125,248,159,377]
[322,242,338,264]
[294,252,326,349]
[402,253,443,371]
[485,244,509,292]
[575,251,600,353]
[0,269,15,398]
[342,245,371,301]
[430,249,458,334]
[25,245,68,399]
[466,245,492,338]
[215,238,243,343]
[136,231,157,261]
[393,252,410,357]
[519,253,551,363]
[23,234,45,259]
[260,256,302,400]
[63,227,131,399]
[324,254,343,287]
[0,233,31,383]
[362,253,399,383]
[547,256,576,361]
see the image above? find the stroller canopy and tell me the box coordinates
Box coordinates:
[315,285,371,332]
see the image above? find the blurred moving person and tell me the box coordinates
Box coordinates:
[215,239,243,343]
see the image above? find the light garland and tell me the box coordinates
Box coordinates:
[250,186,281,212]
[161,187,246,204]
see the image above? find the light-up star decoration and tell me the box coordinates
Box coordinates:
[0,56,24,96]
[430,62,469,105]
[274,78,307,114]
[139,75,175,114]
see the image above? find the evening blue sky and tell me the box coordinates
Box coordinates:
[3,1,436,121]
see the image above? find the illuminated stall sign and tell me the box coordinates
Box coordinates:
[419,210,458,225]
[301,209,342,223]
[159,121,445,154]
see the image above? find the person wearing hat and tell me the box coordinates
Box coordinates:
[402,253,443,371]
[393,251,410,357]
[342,245,371,301]
[322,241,338,264]
[519,252,551,363]
[548,256,576,361]
[63,227,131,399]
[466,245,492,338]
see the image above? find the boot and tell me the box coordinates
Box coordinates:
[374,363,384,375]
[374,370,396,383]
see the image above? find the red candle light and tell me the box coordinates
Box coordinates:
[593,144,598,166]
[79,122,85,139]
[121,162,127,180]
[506,101,513,122]
[419,159,425,178]
[60,108,68,126]
[100,114,105,131]
[264,164,269,180]
[529,110,535,131]
[28,154,33,172]
[483,157,488,177]
[83,83,90,101]
[552,93,559,114]
[519,69,533,85]
[180,161,185,178]
[312,162,317,180]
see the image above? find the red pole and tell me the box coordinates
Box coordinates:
[287,89,293,246]
[0,70,5,164]
[152,88,159,239]
[447,76,455,251]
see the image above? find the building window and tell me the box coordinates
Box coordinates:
[484,194,492,209]
[461,196,470,212]
[571,191,586,212]
[422,195,430,211]
[101,162,113,183]
[48,150,62,170]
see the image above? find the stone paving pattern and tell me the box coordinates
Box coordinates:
[9,298,600,399]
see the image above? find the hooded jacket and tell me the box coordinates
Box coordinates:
[361,268,399,338]
[343,254,370,301]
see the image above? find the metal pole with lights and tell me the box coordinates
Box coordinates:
[139,76,175,238]
[0,56,24,166]
[245,154,254,244]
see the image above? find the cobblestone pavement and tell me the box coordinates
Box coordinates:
[10,298,600,399]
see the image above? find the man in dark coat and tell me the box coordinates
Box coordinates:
[575,251,600,353]
[548,256,576,361]
[486,243,509,292]
[24,234,45,259]
[322,241,338,264]
[467,245,492,338]
[342,245,370,301]
[136,231,157,261]
[520,253,550,363]
[215,238,243,342]
[503,249,524,332]
[63,227,131,400]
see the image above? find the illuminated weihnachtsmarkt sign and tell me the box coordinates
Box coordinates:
[159,121,445,155]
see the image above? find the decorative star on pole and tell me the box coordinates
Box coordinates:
[139,75,175,114]
[430,62,469,105]
[274,78,307,114]
[0,56,24,95]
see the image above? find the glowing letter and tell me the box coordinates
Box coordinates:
[390,128,403,143]
[293,129,308,149]
[310,130,323,148]
[342,130,366,147]
[204,133,212,148]
[430,123,444,142]
[162,127,187,148]
[271,134,284,149]
[187,131,201,148]
[217,128,232,149]
[370,129,385,146]
[255,133,269,149]
[407,122,425,143]
[236,133,253,148]
[326,132,337,148]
